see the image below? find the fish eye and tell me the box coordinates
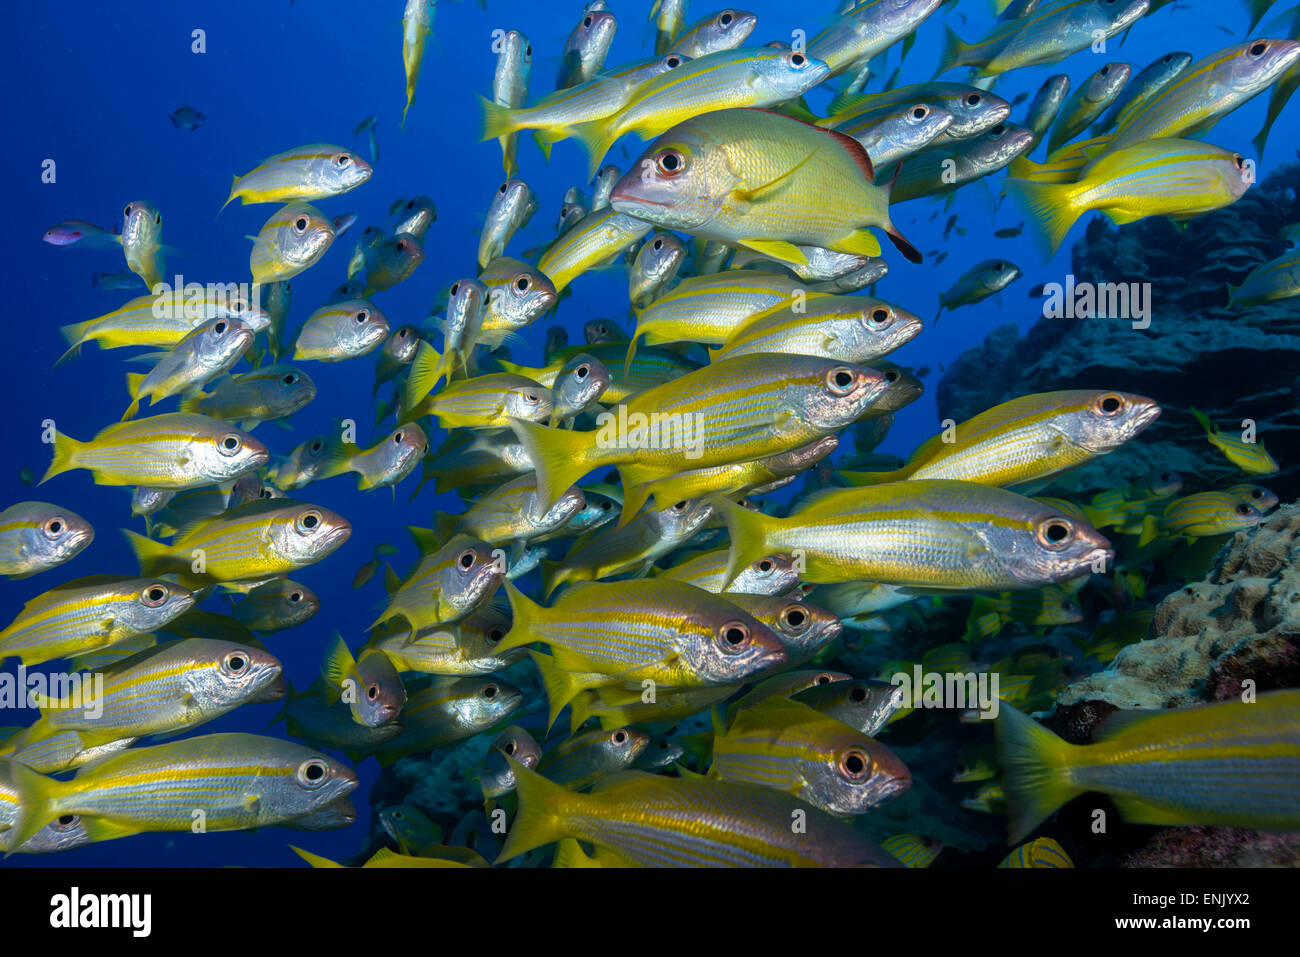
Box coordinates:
[367,683,379,701]
[665,55,682,68]
[826,367,857,395]
[218,433,243,455]
[884,369,900,382]
[525,45,532,58]
[1236,503,1255,516]
[396,241,406,252]
[965,92,981,106]
[310,440,324,453]
[653,238,664,250]
[575,364,590,379]
[911,105,928,119]
[498,182,509,194]
[450,282,461,295]
[869,307,891,325]
[53,815,80,831]
[297,510,323,532]
[393,431,405,444]
[458,549,478,570]
[788,52,807,68]
[1234,154,1247,169]
[154,212,162,225]
[989,124,1006,137]
[289,590,303,602]
[43,517,65,538]
[655,149,685,177]
[515,275,531,292]
[1036,518,1074,548]
[123,204,132,216]
[1249,40,1268,57]
[815,673,834,685]
[296,758,330,789]
[611,729,628,745]
[848,684,867,703]
[283,373,298,384]
[483,683,499,699]
[222,652,249,675]
[293,217,308,232]
[1094,392,1124,415]
[142,584,170,606]
[993,262,1004,270]
[720,11,733,25]
[839,748,871,780]
[756,558,774,573]
[259,488,274,499]
[213,320,227,334]
[1249,488,1265,499]
[719,620,750,646]
[488,627,505,642]
[335,153,352,167]
[1099,65,1110,75]
[780,605,809,632]
[672,500,688,511]
[355,309,369,323]
[522,391,540,404]
[583,14,593,26]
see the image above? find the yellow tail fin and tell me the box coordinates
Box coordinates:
[38,430,86,485]
[995,703,1082,843]
[495,756,575,863]
[506,417,597,513]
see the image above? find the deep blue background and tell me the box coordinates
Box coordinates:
[2,0,1294,866]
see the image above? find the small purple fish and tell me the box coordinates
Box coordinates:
[42,220,118,248]
[332,213,359,239]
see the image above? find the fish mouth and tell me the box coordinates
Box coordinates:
[1132,403,1162,431]
[252,670,287,704]
[316,522,352,554]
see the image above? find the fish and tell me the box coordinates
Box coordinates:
[998,837,1074,867]
[572,49,833,177]
[508,353,891,516]
[537,725,650,790]
[122,316,255,420]
[656,548,801,595]
[0,502,94,579]
[1094,51,1192,134]
[559,7,617,89]
[232,580,320,633]
[790,678,908,736]
[272,435,332,491]
[0,576,195,666]
[42,221,119,249]
[167,104,205,130]
[721,593,843,666]
[938,0,1151,77]
[401,0,436,126]
[180,364,316,427]
[669,8,758,58]
[832,101,956,169]
[367,676,523,766]
[710,698,911,814]
[497,578,789,726]
[5,733,357,848]
[432,474,587,548]
[498,342,700,404]
[842,390,1160,488]
[391,196,437,241]
[651,0,688,53]
[369,606,524,677]
[0,638,284,773]
[826,82,1012,143]
[934,259,1022,322]
[492,30,532,176]
[373,536,503,633]
[249,203,336,283]
[718,481,1113,590]
[996,690,1300,842]
[223,144,372,209]
[477,257,558,347]
[41,413,268,489]
[1227,245,1300,309]
[318,422,428,490]
[363,232,424,295]
[1190,407,1279,474]
[1140,491,1265,545]
[119,201,167,290]
[882,833,943,868]
[710,294,923,363]
[123,498,351,587]
[320,635,406,728]
[1024,75,1071,138]
[292,299,390,362]
[478,725,543,799]
[91,270,144,291]
[379,803,445,854]
[406,372,553,429]
[498,758,901,866]
[611,107,922,264]
[1006,139,1255,257]
[888,122,1036,204]
[807,0,945,77]
[1047,62,1132,155]
[550,353,610,425]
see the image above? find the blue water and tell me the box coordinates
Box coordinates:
[4,0,1296,866]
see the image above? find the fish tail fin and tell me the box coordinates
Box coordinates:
[120,528,169,577]
[506,417,596,512]
[495,579,545,653]
[480,96,517,142]
[570,117,618,180]
[38,430,86,485]
[567,690,596,733]
[884,225,923,264]
[995,703,1082,844]
[495,756,572,863]
[529,650,585,733]
[218,178,240,215]
[122,373,147,421]
[403,340,444,412]
[1003,177,1079,260]
[6,760,61,851]
[1137,513,1161,548]
[623,331,642,374]
[617,481,653,529]
[714,496,780,589]
[320,632,357,693]
[289,845,344,868]
[936,24,970,75]
[1189,407,1213,437]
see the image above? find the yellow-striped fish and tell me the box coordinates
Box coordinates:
[0,502,94,579]
[223,144,372,210]
[250,203,336,283]
[1191,407,1280,474]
